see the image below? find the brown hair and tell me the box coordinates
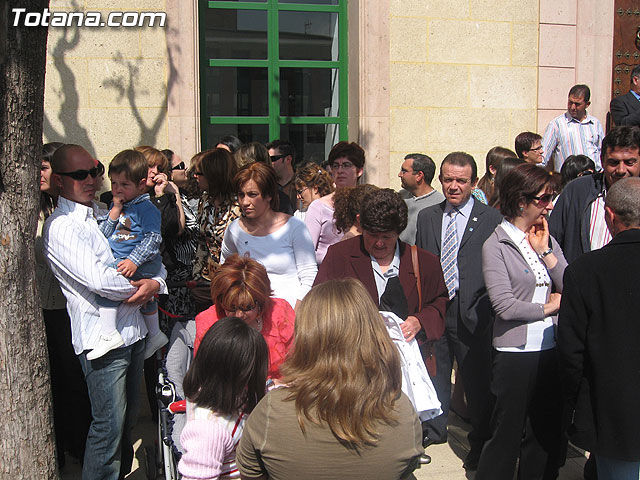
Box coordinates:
[333,184,380,234]
[235,142,271,168]
[499,163,555,219]
[135,145,169,174]
[108,149,148,184]
[234,162,279,211]
[327,141,366,169]
[210,254,273,315]
[294,163,335,198]
[280,278,402,447]
[200,148,238,202]
[477,146,517,201]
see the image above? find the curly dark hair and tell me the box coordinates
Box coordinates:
[359,188,408,234]
[333,184,379,234]
[499,163,555,219]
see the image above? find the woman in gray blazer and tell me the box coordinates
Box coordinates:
[476,164,568,480]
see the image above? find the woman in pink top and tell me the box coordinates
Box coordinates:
[194,254,294,379]
[179,317,268,480]
[305,142,365,264]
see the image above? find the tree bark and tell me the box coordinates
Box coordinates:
[0,1,57,478]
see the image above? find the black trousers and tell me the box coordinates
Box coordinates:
[475,348,564,480]
[44,308,92,461]
[423,296,494,453]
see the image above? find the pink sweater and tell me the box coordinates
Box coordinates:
[178,406,246,479]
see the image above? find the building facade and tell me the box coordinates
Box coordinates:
[44,0,615,188]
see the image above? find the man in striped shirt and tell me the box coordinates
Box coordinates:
[549,126,640,264]
[43,144,167,480]
[541,84,605,172]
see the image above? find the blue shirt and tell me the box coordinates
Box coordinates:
[100,193,162,268]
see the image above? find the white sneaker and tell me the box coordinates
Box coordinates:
[144,331,168,359]
[87,330,125,360]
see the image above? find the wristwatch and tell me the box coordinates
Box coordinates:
[539,247,553,259]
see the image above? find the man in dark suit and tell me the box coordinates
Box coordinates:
[610,65,640,127]
[415,152,502,470]
[558,177,640,480]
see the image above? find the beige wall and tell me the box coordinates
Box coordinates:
[387,0,540,190]
[44,0,171,163]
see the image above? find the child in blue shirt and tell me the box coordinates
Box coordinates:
[89,149,168,360]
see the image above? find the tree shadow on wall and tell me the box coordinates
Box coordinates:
[102,25,179,147]
[43,1,178,152]
[43,16,95,155]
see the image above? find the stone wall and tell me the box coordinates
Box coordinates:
[44,0,170,163]
[388,0,540,188]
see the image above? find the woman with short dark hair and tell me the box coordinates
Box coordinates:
[221,162,317,309]
[477,163,568,480]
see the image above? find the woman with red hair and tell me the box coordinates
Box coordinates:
[194,254,295,379]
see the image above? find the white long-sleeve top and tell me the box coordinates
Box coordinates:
[381,311,442,421]
[43,197,167,355]
[220,216,317,308]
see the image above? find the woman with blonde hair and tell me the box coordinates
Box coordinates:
[236,278,423,480]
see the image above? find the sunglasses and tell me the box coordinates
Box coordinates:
[56,167,100,181]
[223,302,258,313]
[530,193,554,205]
[270,154,287,162]
[171,161,185,171]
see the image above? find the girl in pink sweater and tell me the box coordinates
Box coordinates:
[178,317,268,479]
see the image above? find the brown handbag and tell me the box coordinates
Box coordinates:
[411,244,437,377]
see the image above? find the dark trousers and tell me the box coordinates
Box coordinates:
[475,348,563,480]
[423,296,494,453]
[44,308,92,461]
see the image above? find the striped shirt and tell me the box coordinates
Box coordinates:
[43,197,167,354]
[589,193,612,250]
[541,112,605,171]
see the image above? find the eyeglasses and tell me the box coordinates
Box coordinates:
[530,145,544,152]
[399,168,416,174]
[270,154,287,162]
[529,193,554,205]
[296,186,308,196]
[193,171,203,176]
[223,302,258,313]
[171,161,185,171]
[55,167,100,181]
[331,161,355,170]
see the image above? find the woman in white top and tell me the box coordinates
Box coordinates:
[221,162,317,309]
[477,163,568,480]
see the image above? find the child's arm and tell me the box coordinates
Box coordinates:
[118,230,162,277]
[98,197,124,237]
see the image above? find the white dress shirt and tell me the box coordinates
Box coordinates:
[43,197,167,354]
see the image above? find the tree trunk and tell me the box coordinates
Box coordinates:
[0,1,57,478]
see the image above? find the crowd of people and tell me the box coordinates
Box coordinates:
[35,80,640,480]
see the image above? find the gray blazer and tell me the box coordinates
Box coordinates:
[482,224,567,348]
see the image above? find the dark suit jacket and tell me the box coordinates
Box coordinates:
[610,90,640,126]
[314,236,447,341]
[558,228,640,461]
[415,200,502,334]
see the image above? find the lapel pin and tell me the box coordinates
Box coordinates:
[472,217,478,222]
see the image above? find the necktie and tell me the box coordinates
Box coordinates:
[441,210,458,300]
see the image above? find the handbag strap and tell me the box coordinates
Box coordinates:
[410,244,422,308]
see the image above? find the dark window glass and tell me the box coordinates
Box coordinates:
[204,67,268,116]
[280,68,338,116]
[279,0,338,4]
[203,124,270,150]
[203,9,267,59]
[279,11,338,61]
[279,123,339,164]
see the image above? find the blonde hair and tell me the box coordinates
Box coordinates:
[280,278,402,447]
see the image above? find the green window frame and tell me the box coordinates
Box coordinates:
[198,0,349,152]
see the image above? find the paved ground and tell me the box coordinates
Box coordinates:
[61,383,587,480]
